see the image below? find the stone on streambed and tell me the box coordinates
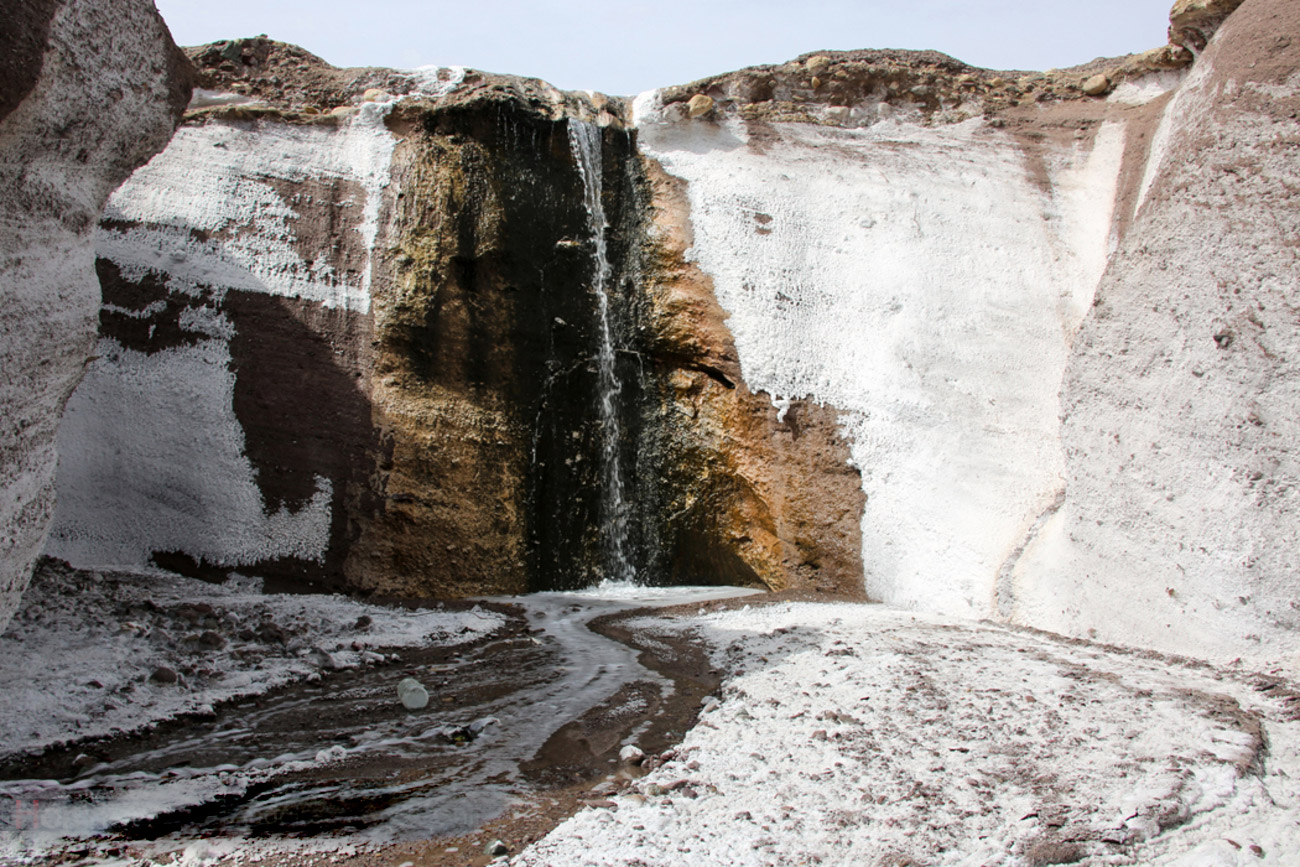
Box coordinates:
[620,744,646,765]
[397,676,429,710]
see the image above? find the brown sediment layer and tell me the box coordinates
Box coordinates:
[635,157,866,597]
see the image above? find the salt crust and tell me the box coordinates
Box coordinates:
[517,603,1300,867]
[97,103,396,314]
[47,336,333,570]
[635,103,1123,619]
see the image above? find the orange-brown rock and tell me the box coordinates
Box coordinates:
[633,160,865,596]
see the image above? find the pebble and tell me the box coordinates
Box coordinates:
[398,677,430,710]
[150,666,178,684]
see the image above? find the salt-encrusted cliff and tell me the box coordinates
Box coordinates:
[632,0,1300,666]
[1011,0,1300,664]
[633,48,1185,618]
[0,0,191,630]
[46,40,864,597]
[35,0,1300,666]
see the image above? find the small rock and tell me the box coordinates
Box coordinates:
[619,745,646,765]
[398,676,430,710]
[199,630,226,650]
[1082,73,1111,96]
[354,615,373,631]
[485,840,509,857]
[687,94,714,118]
[308,647,338,670]
[812,729,828,741]
[330,105,358,118]
[257,622,286,644]
[811,76,823,89]
[150,666,178,685]
[805,55,831,76]
[361,88,391,102]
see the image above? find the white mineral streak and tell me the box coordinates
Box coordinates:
[1107,69,1187,106]
[97,106,398,313]
[47,336,333,569]
[634,95,1124,619]
[1135,58,1214,216]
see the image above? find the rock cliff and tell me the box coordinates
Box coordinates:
[25,0,1300,666]
[1012,0,1300,664]
[0,0,192,630]
[45,39,863,599]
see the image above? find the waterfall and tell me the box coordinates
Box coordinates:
[567,119,636,584]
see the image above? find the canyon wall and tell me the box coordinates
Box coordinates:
[634,48,1188,618]
[45,40,863,598]
[1010,0,1300,664]
[0,0,191,630]
[27,0,1299,666]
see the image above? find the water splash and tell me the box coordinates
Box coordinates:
[567,119,636,585]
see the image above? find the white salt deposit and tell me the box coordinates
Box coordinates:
[98,107,397,313]
[515,602,1300,867]
[0,564,505,762]
[635,107,1125,619]
[1108,70,1187,106]
[48,336,333,570]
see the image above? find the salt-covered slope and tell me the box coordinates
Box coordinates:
[1011,0,1300,666]
[518,602,1300,867]
[46,103,404,578]
[634,1,1300,667]
[0,0,191,631]
[633,78,1139,621]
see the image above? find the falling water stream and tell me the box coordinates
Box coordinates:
[567,119,635,585]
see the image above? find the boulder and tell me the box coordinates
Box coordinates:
[687,93,715,118]
[1082,73,1111,95]
[0,0,192,631]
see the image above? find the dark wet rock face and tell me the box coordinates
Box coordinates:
[355,101,649,595]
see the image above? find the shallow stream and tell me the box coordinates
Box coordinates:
[0,584,759,848]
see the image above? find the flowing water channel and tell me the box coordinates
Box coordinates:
[0,584,760,850]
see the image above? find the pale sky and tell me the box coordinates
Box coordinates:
[155,0,1175,96]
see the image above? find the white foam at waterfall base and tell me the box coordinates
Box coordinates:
[634,103,1124,619]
